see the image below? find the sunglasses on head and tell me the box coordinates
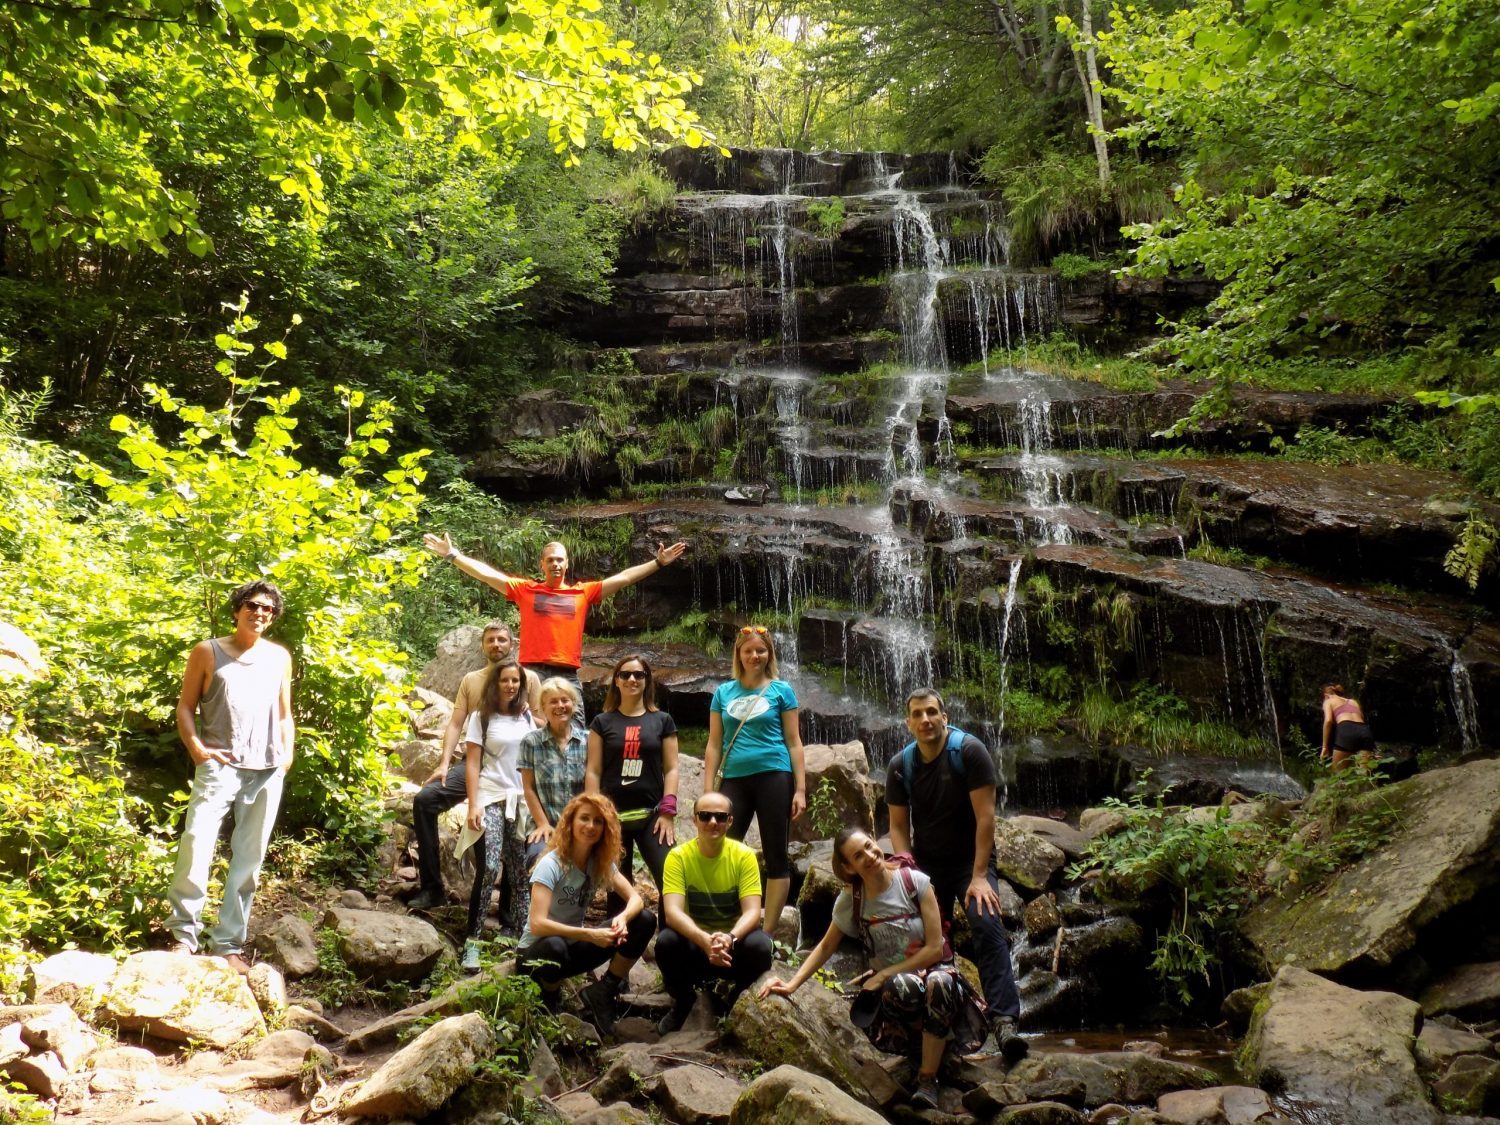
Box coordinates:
[616,669,648,681]
[695,810,731,824]
[739,625,769,636]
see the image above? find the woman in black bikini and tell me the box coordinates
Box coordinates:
[1321,683,1375,771]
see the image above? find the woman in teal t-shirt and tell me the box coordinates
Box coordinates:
[703,625,806,936]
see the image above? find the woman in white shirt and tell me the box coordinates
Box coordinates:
[459,659,533,969]
[758,827,985,1110]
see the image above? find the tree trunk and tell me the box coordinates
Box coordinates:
[1074,0,1111,187]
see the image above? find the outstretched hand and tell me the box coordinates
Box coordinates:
[654,541,687,567]
[758,977,797,1000]
[423,532,455,558]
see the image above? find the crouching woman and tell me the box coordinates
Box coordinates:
[757,827,984,1110]
[517,793,655,1035]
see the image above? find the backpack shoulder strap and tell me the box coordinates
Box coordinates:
[899,741,915,796]
[945,727,967,778]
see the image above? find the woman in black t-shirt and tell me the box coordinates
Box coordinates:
[584,654,679,908]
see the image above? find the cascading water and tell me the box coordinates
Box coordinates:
[1449,650,1481,755]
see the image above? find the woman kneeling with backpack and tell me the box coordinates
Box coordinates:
[757,826,985,1110]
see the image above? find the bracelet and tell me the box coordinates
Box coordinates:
[657,794,678,817]
[450,550,464,565]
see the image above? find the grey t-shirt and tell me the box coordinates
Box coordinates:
[831,867,932,969]
[520,851,611,948]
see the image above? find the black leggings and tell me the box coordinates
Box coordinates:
[517,908,656,986]
[721,769,794,879]
[608,815,671,914]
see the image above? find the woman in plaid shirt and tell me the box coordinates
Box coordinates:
[520,678,589,870]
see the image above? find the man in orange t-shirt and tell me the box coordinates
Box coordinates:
[422,534,687,685]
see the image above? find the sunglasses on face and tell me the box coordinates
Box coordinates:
[242,602,276,615]
[616,670,649,681]
[695,810,731,824]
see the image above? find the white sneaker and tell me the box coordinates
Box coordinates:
[461,940,482,972]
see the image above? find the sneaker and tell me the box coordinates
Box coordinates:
[994,1015,1028,1063]
[579,976,619,1036]
[911,1077,940,1110]
[405,888,446,911]
[656,1000,692,1036]
[460,940,483,972]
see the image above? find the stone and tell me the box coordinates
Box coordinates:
[553,1092,605,1118]
[1430,1055,1500,1116]
[15,1002,98,1070]
[342,1011,493,1118]
[87,1045,160,1093]
[729,1064,888,1125]
[1155,1085,1275,1124]
[577,1104,656,1125]
[794,741,877,844]
[1089,1106,1131,1124]
[201,1029,320,1091]
[246,961,287,1013]
[1006,1052,1218,1109]
[773,906,800,947]
[396,738,444,784]
[994,820,1068,892]
[0,1023,26,1067]
[418,625,487,701]
[1238,760,1500,979]
[1241,965,1438,1124]
[2,1050,66,1098]
[1079,807,1128,840]
[324,906,446,983]
[659,1063,742,1124]
[1024,894,1063,938]
[117,1088,232,1125]
[0,620,47,680]
[284,1003,348,1041]
[963,1080,1030,1115]
[1417,1023,1495,1074]
[1422,963,1500,1021]
[252,913,320,978]
[594,1042,661,1103]
[409,686,454,738]
[1220,983,1269,1034]
[1007,815,1092,859]
[999,1105,1089,1125]
[730,972,898,1106]
[521,1038,564,1100]
[338,888,372,909]
[28,950,117,1013]
[103,951,265,1048]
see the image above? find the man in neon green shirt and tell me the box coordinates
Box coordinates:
[656,791,773,1034]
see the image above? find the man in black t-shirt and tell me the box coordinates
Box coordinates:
[887,687,1026,1061]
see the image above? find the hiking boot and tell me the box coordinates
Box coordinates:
[911,1077,940,1110]
[656,999,693,1036]
[539,986,562,1015]
[994,1015,1028,1062]
[460,940,483,973]
[579,976,619,1036]
[405,888,446,911]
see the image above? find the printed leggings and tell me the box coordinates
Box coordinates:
[467,803,529,940]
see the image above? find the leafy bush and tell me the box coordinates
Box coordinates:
[805,198,846,238]
[609,164,679,231]
[1050,252,1110,281]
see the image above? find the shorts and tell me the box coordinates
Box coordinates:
[1333,721,1376,753]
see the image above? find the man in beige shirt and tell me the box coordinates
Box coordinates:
[408,622,539,910]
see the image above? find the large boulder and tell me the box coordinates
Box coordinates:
[1007,815,1092,860]
[1005,1051,1218,1108]
[0,620,47,681]
[28,950,116,1013]
[409,687,453,739]
[658,1064,742,1124]
[1238,759,1500,979]
[418,625,487,701]
[395,738,444,785]
[342,1012,493,1118]
[0,1003,99,1070]
[794,741,877,844]
[728,1065,887,1125]
[1155,1085,1275,1125]
[995,820,1068,892]
[1419,962,1500,1021]
[1240,965,1438,1125]
[103,952,265,1048]
[324,907,446,983]
[729,971,898,1107]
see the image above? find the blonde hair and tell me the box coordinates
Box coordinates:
[548,793,623,879]
[731,626,780,681]
[537,676,582,714]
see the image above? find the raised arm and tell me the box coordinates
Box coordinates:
[598,541,687,597]
[423,532,517,595]
[758,918,843,999]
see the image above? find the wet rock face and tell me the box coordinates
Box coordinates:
[1242,966,1438,1125]
[1237,758,1500,981]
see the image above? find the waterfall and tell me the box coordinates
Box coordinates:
[995,557,1024,744]
[889,191,950,372]
[767,196,799,361]
[1449,650,1481,755]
